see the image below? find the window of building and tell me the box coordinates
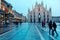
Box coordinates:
[34,12,35,17]
[47,14,49,22]
[43,12,45,21]
[38,7,40,11]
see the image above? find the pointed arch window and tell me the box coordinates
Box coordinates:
[38,7,40,11]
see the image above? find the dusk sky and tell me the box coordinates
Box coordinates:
[5,0,60,17]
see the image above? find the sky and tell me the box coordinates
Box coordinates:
[5,0,60,17]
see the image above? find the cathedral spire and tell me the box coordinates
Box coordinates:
[32,4,33,9]
[49,8,51,12]
[41,1,44,6]
[46,5,47,9]
[35,1,38,7]
[28,8,30,13]
[36,1,38,5]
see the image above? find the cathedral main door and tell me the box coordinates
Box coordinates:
[38,13,41,23]
[38,18,40,22]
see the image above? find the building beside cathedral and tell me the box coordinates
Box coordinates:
[28,2,52,23]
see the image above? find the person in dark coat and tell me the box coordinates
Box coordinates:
[52,21,58,36]
[48,20,52,35]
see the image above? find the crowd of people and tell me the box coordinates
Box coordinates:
[48,20,58,36]
[42,20,58,37]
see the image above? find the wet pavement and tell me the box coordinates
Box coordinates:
[0,23,18,34]
[0,23,60,40]
[35,23,60,40]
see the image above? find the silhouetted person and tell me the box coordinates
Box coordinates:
[52,21,58,36]
[44,20,46,27]
[48,20,52,35]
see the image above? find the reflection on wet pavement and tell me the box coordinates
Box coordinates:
[0,23,60,40]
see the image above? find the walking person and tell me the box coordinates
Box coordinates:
[52,21,58,36]
[48,20,52,35]
[44,19,46,27]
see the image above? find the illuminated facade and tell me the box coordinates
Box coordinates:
[0,0,14,27]
[13,10,26,23]
[28,2,52,23]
